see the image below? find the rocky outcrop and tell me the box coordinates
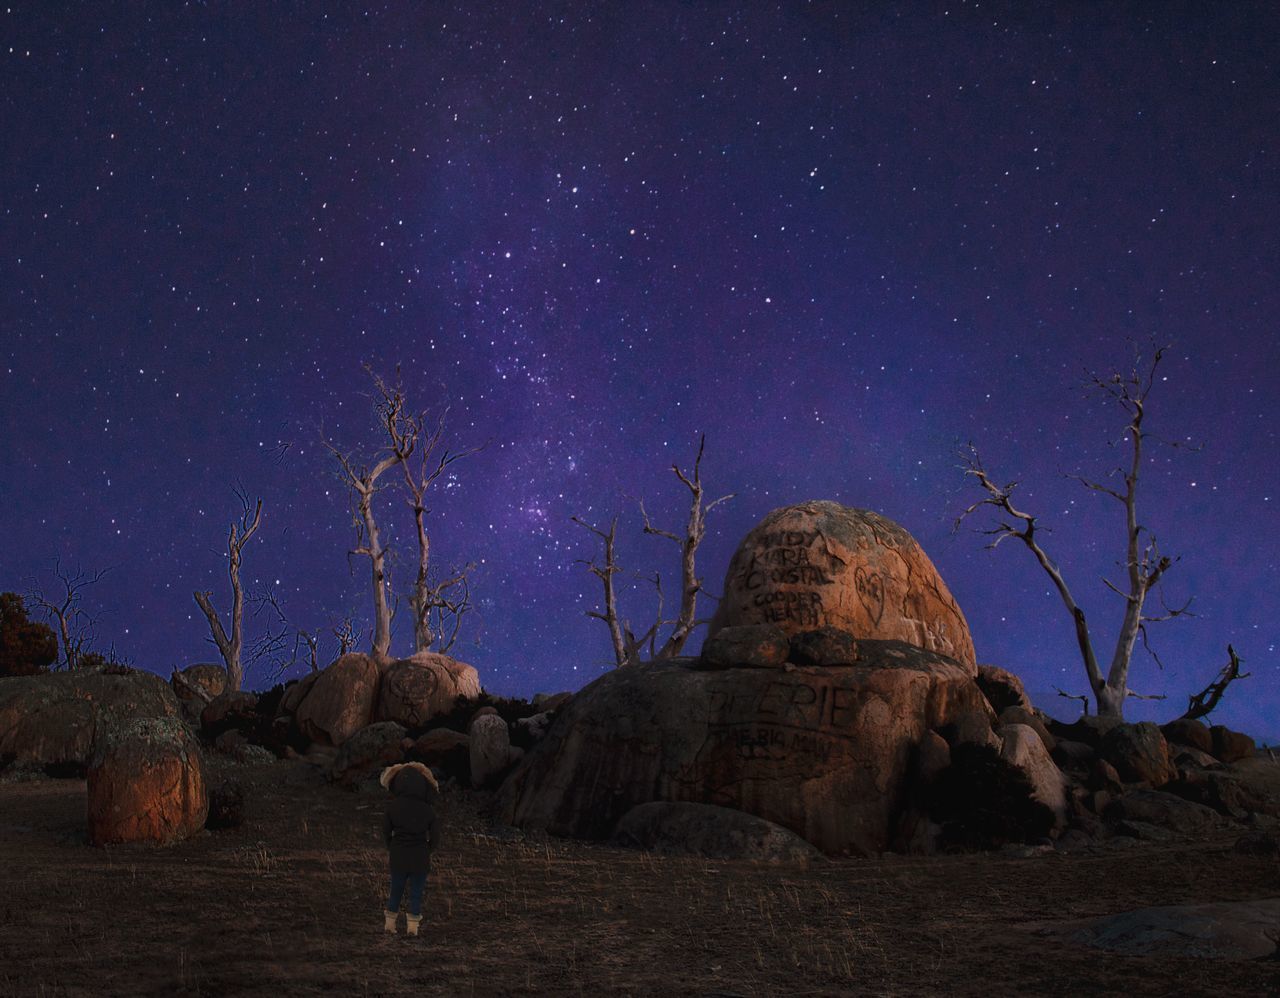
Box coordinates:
[612,801,821,863]
[706,501,975,669]
[87,716,208,845]
[0,667,181,773]
[496,640,991,855]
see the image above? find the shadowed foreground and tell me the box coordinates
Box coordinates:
[2,761,1277,997]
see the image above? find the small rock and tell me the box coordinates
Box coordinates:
[1161,717,1213,754]
[699,624,790,669]
[786,626,859,667]
[1210,725,1256,764]
[976,664,1031,712]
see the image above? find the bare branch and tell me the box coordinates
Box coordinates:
[1055,687,1090,716]
[1181,645,1250,721]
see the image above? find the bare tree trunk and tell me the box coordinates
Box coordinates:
[194,494,261,691]
[573,516,629,666]
[323,368,419,663]
[642,436,734,659]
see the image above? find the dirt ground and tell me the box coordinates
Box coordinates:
[2,760,1278,998]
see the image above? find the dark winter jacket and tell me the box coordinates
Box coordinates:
[383,766,441,875]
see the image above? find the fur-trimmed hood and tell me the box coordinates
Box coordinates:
[380,761,439,795]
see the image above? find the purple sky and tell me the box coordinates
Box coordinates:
[3,4,1277,740]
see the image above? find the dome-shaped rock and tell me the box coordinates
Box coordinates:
[708,501,975,669]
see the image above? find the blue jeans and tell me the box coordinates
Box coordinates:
[387,871,427,916]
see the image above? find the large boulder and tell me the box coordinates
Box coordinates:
[706,502,975,669]
[294,653,381,746]
[329,721,407,787]
[374,652,482,728]
[279,671,320,715]
[170,663,227,722]
[0,668,181,773]
[999,723,1067,825]
[409,728,470,781]
[200,690,259,738]
[496,640,991,855]
[87,716,208,845]
[470,713,517,788]
[1210,725,1256,764]
[1099,722,1177,787]
[612,801,821,863]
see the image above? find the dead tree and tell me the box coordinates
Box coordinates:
[322,368,417,661]
[575,436,735,666]
[392,401,482,654]
[957,346,1237,719]
[193,491,262,691]
[1180,645,1249,721]
[26,560,110,669]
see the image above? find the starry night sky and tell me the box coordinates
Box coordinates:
[3,4,1277,740]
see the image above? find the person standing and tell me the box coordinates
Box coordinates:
[379,762,441,936]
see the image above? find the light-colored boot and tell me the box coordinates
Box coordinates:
[383,910,398,933]
[405,913,422,937]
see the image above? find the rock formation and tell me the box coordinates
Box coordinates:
[0,667,180,772]
[707,501,976,668]
[496,641,992,855]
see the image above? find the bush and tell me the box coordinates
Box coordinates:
[926,742,1056,851]
[0,592,58,677]
[207,780,246,830]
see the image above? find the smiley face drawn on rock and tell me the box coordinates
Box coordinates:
[854,567,884,626]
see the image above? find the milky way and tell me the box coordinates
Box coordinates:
[3,4,1277,739]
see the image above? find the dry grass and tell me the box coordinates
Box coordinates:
[1,760,1278,997]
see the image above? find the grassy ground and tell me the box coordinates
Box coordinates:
[2,760,1278,997]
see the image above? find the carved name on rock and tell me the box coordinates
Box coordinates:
[375,652,482,729]
[497,640,988,855]
[707,501,975,669]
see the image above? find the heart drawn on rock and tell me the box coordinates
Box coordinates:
[854,566,885,626]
